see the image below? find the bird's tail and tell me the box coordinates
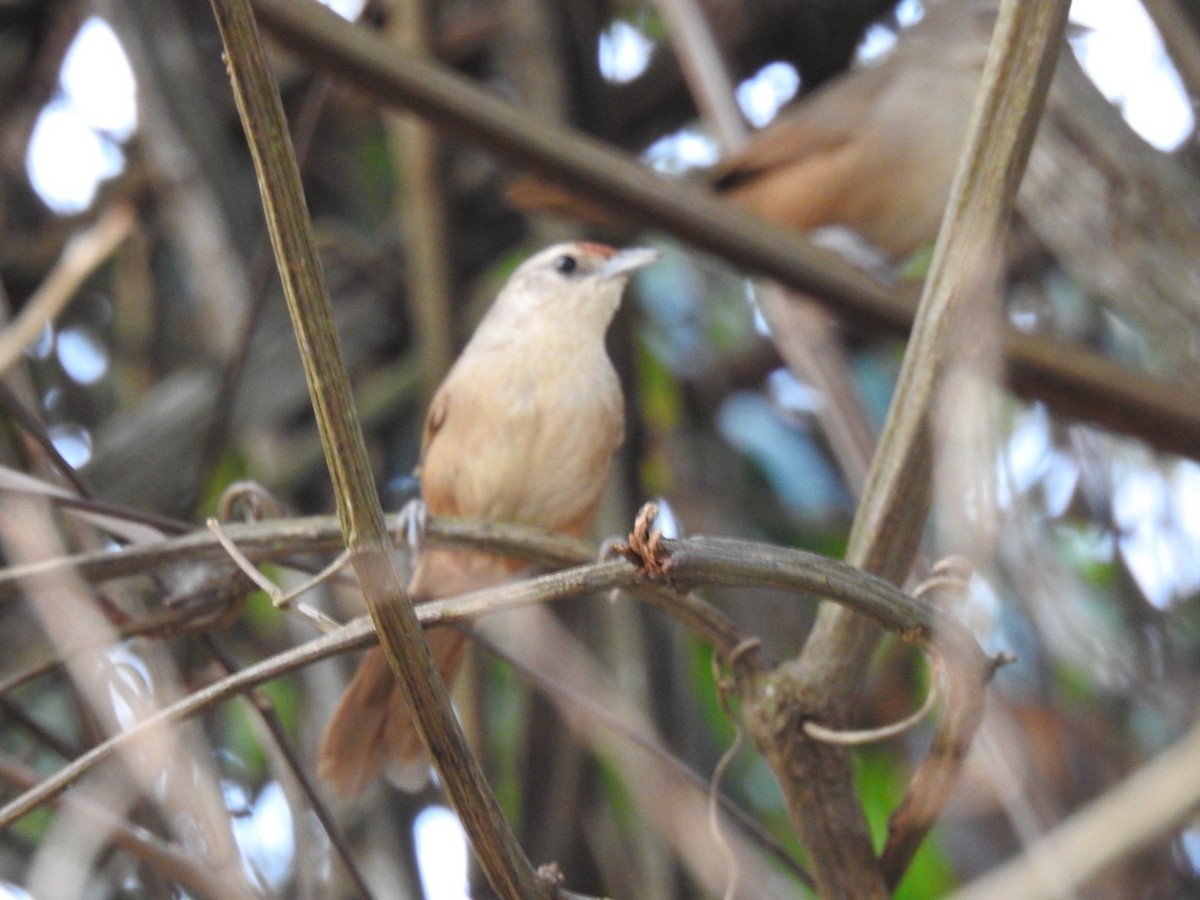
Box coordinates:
[317,549,516,797]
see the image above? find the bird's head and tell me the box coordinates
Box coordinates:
[488,241,660,333]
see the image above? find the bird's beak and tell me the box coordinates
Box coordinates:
[597,246,661,280]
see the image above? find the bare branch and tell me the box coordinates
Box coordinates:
[249,0,1200,459]
[955,717,1200,900]
[0,204,135,377]
[208,0,547,894]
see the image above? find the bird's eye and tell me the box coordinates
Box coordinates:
[554,254,579,276]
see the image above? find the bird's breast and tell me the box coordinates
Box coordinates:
[420,342,623,534]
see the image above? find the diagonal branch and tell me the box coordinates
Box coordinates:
[206,1,548,896]
[773,2,1070,893]
[955,716,1200,900]
[248,0,1200,461]
[0,755,235,897]
[0,204,136,377]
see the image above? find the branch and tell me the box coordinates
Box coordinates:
[384,0,455,394]
[0,512,595,604]
[248,0,1200,461]
[758,2,1070,892]
[0,532,992,826]
[0,756,233,898]
[206,1,547,896]
[474,608,810,898]
[955,717,1200,900]
[0,617,371,830]
[651,0,747,150]
[0,204,135,377]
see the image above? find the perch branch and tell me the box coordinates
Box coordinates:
[0,533,990,833]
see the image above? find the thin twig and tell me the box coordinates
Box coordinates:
[0,496,256,898]
[655,0,877,504]
[652,0,747,151]
[0,695,80,762]
[206,516,345,633]
[954,717,1200,900]
[0,615,371,830]
[200,635,376,900]
[473,605,800,898]
[708,650,745,900]
[469,626,811,892]
[0,755,235,897]
[0,533,990,833]
[756,285,878,498]
[0,204,136,377]
[385,0,455,395]
[0,381,93,497]
[802,663,939,746]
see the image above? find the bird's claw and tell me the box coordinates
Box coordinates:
[399,497,428,555]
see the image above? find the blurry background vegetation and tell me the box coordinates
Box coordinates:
[2,0,1200,897]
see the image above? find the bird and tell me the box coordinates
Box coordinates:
[708,0,993,260]
[507,0,995,262]
[317,241,659,797]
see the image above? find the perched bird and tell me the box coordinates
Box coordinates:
[508,1,995,262]
[318,241,659,797]
[709,0,992,260]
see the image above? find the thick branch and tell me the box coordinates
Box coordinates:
[206,2,546,896]
[249,0,1200,461]
[782,3,1070,893]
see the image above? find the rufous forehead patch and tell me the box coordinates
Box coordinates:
[575,242,618,259]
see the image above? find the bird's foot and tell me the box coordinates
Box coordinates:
[398,497,428,556]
